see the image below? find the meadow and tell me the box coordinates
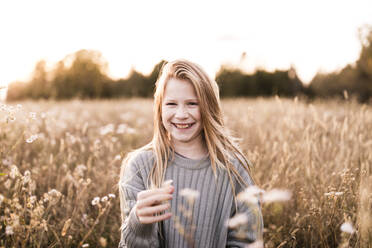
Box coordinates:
[0,97,371,247]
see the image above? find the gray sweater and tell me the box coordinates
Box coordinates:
[119,150,263,248]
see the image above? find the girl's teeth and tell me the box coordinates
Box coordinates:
[175,124,191,129]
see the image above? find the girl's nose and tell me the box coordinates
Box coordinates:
[175,106,188,118]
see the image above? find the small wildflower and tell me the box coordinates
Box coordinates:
[26,134,38,143]
[100,124,114,136]
[116,123,128,134]
[9,165,20,179]
[262,189,292,203]
[48,189,62,205]
[324,191,344,197]
[82,244,89,248]
[227,213,248,228]
[340,222,355,234]
[91,197,100,206]
[162,179,173,188]
[2,158,12,166]
[23,170,31,184]
[29,196,37,204]
[101,196,108,202]
[237,186,264,205]
[108,193,116,198]
[73,164,87,178]
[180,188,199,203]
[29,112,37,120]
[5,225,14,235]
[114,155,122,161]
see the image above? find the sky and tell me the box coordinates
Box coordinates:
[1,0,372,99]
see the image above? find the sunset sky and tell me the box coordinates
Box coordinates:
[1,0,372,99]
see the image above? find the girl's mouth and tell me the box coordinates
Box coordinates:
[172,123,194,129]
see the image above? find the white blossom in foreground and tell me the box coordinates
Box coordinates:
[227,213,248,228]
[162,179,173,188]
[237,186,264,204]
[262,189,292,203]
[91,197,100,206]
[5,225,14,235]
[324,191,344,197]
[180,188,199,203]
[100,124,114,136]
[82,244,89,247]
[340,222,355,234]
[26,134,38,143]
[101,196,108,202]
[108,193,116,199]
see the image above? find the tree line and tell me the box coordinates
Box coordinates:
[6,26,372,103]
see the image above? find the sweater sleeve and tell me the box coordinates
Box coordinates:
[226,159,264,247]
[118,153,160,248]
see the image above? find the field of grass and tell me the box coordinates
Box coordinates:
[0,97,371,247]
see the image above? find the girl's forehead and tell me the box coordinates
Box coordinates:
[163,78,198,99]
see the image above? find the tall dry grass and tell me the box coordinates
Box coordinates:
[0,97,371,247]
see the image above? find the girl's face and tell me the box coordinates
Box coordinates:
[161,78,203,148]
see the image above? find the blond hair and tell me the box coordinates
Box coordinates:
[120,59,254,208]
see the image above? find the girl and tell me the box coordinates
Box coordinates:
[119,59,263,247]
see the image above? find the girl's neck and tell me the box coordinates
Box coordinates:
[173,137,208,160]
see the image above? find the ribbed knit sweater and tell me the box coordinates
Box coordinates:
[119,150,263,248]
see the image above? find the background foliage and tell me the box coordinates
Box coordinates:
[0,98,371,247]
[6,27,372,103]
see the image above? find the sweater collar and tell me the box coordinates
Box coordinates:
[169,151,210,170]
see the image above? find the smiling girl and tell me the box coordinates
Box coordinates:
[119,59,263,247]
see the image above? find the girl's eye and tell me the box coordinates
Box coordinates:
[166,102,176,106]
[188,102,198,106]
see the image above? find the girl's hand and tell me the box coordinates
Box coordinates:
[135,185,174,224]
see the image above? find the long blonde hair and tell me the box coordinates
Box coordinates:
[120,59,254,207]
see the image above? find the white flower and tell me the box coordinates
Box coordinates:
[340,222,355,234]
[262,189,291,203]
[99,124,114,136]
[180,188,199,202]
[91,197,100,206]
[227,213,248,228]
[324,191,344,197]
[26,134,38,143]
[114,155,121,161]
[29,112,37,120]
[23,170,31,184]
[5,225,14,235]
[82,244,89,247]
[108,193,116,199]
[162,179,173,188]
[29,196,37,204]
[101,196,108,202]
[47,189,62,205]
[9,165,20,179]
[237,186,264,205]
[116,123,128,134]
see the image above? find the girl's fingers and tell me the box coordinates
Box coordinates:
[138,212,172,224]
[137,186,174,200]
[137,194,173,209]
[137,203,170,216]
